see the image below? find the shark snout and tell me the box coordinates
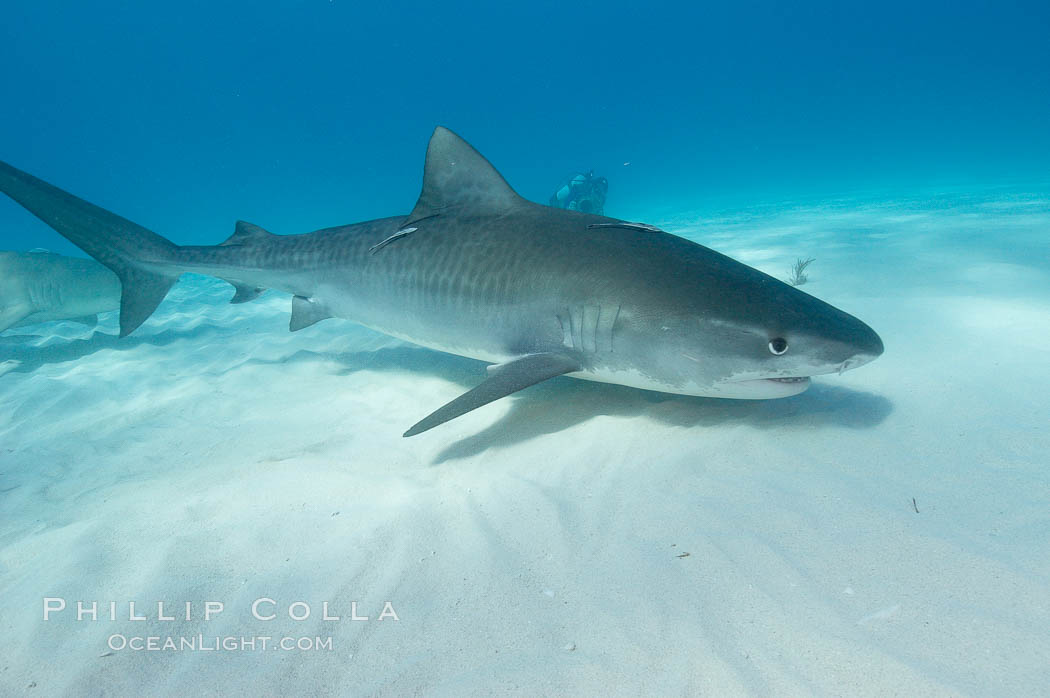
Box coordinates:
[853,320,884,361]
[860,321,884,356]
[833,319,883,374]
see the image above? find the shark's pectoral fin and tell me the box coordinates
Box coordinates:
[403,352,582,437]
[229,283,265,304]
[0,304,34,333]
[289,295,333,332]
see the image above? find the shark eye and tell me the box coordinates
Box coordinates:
[768,338,788,355]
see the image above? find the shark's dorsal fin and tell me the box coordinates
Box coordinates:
[221,220,274,247]
[404,127,525,227]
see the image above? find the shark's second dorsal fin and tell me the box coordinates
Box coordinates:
[404,127,525,227]
[221,220,274,247]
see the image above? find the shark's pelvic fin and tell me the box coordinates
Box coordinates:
[289,295,333,332]
[0,160,180,337]
[403,352,581,437]
[403,126,526,228]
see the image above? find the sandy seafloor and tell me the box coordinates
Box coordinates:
[1,191,1048,696]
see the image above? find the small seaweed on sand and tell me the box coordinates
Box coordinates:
[787,257,815,286]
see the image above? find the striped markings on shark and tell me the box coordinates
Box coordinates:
[0,128,883,435]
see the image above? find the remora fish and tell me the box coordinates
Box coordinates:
[0,249,120,332]
[0,128,883,435]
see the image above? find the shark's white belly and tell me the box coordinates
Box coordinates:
[354,316,709,397]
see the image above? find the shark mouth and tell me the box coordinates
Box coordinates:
[713,376,813,399]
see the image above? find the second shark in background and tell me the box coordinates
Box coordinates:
[0,250,120,333]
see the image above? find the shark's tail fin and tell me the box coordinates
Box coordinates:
[0,160,180,337]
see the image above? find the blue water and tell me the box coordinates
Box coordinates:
[2,0,1048,252]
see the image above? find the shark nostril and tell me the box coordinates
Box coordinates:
[839,349,881,374]
[838,357,864,374]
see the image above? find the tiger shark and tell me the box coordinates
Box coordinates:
[0,249,120,333]
[0,127,883,435]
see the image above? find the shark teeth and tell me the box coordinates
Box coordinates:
[768,377,809,383]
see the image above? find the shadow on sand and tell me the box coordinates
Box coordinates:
[249,344,894,464]
[2,332,893,463]
[0,323,235,374]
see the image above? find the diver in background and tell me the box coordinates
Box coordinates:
[549,171,608,215]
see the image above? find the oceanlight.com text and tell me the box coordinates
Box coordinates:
[107,634,334,652]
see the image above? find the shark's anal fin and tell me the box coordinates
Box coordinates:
[403,352,582,437]
[230,283,264,304]
[290,295,333,332]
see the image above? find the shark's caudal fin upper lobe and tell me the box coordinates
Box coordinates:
[0,161,180,337]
